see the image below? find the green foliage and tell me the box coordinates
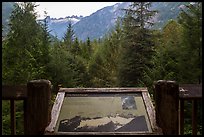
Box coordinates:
[63,22,75,48]
[71,37,81,56]
[177,2,202,84]
[118,2,156,87]
[2,101,11,135]
[2,3,51,134]
[142,20,183,92]
[2,2,50,85]
[141,3,202,134]
[47,41,89,89]
[2,2,202,135]
[81,37,93,61]
[88,47,109,87]
[141,2,202,89]
[2,101,24,135]
[88,20,123,87]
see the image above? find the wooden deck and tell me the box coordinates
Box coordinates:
[2,80,202,135]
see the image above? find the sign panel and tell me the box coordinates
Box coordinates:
[55,93,152,133]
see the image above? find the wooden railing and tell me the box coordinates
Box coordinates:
[2,85,27,135]
[2,80,202,135]
[179,84,202,135]
[154,80,202,135]
[2,80,51,135]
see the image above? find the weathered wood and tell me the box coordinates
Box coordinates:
[51,131,162,135]
[45,88,162,135]
[142,92,163,134]
[59,87,148,93]
[154,80,179,135]
[10,100,16,135]
[2,85,27,100]
[25,80,51,135]
[192,100,197,135]
[23,99,27,135]
[45,92,65,134]
[179,99,184,135]
[179,84,202,99]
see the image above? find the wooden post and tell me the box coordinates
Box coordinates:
[179,99,184,135]
[154,80,179,135]
[25,80,51,135]
[192,100,197,135]
[10,100,16,135]
[23,99,27,135]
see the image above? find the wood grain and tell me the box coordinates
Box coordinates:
[45,92,65,134]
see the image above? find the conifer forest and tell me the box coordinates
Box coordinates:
[2,2,202,135]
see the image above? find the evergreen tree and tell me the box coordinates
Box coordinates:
[48,43,75,88]
[2,2,51,135]
[118,2,157,87]
[88,46,112,87]
[103,20,123,86]
[86,37,92,58]
[88,21,123,87]
[2,2,49,84]
[178,4,202,134]
[80,37,91,59]
[142,20,184,92]
[48,36,88,88]
[71,37,81,56]
[63,21,75,49]
[178,2,202,84]
[38,11,51,78]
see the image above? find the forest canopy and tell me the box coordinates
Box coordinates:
[2,2,202,135]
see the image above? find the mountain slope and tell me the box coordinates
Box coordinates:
[2,2,16,36]
[150,2,189,29]
[2,2,190,41]
[73,2,189,41]
[43,15,83,39]
[73,2,129,41]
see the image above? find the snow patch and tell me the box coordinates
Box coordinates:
[110,3,120,13]
[179,4,185,9]
[50,18,80,25]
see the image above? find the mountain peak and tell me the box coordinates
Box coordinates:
[2,2,190,41]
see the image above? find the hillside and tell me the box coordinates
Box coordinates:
[2,2,189,41]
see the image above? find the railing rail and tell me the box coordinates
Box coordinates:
[154,80,202,135]
[2,85,27,135]
[2,80,202,135]
[179,84,202,135]
[2,80,51,135]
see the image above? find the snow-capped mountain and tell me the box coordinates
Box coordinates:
[2,2,190,42]
[73,2,129,41]
[48,2,189,41]
[42,15,83,39]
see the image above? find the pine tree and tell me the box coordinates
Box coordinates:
[86,37,92,58]
[48,43,75,88]
[63,21,75,49]
[2,2,51,135]
[88,46,112,87]
[118,2,157,87]
[2,2,49,84]
[178,2,202,84]
[38,11,51,78]
[142,20,184,92]
[80,37,93,61]
[71,37,81,56]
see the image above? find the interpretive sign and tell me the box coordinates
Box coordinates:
[45,88,162,135]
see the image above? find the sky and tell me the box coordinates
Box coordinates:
[35,2,120,19]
